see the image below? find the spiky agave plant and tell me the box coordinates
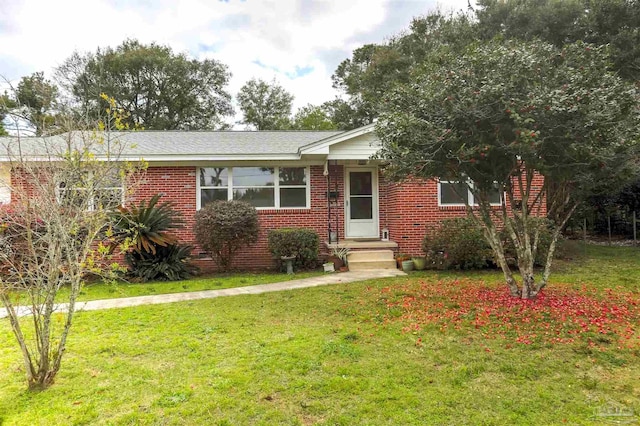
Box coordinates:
[110,194,183,255]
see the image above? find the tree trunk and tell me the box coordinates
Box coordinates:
[1,295,38,385]
[481,223,520,296]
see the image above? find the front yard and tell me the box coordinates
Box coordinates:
[0,244,638,425]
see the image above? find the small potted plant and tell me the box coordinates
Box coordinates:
[412,256,427,271]
[395,253,411,269]
[328,246,349,270]
[401,258,415,272]
[337,247,350,272]
[323,261,335,272]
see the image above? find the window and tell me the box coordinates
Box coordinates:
[198,166,309,209]
[200,167,229,205]
[279,167,307,208]
[57,171,124,211]
[438,179,502,206]
[233,167,275,207]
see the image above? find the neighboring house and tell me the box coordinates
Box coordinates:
[0,124,545,271]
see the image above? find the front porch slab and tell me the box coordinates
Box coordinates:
[325,240,398,250]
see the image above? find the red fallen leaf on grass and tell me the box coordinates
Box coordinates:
[366,279,640,349]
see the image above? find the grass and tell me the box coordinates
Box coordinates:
[0,243,638,425]
[410,242,640,290]
[57,270,324,302]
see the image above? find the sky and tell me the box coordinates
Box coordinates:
[0,0,471,126]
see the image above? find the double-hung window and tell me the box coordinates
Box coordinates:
[438,179,502,206]
[57,171,124,211]
[198,166,309,209]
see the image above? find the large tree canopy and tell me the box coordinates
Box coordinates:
[476,0,640,81]
[333,1,640,128]
[376,39,640,298]
[55,39,233,130]
[236,78,294,130]
[290,104,337,130]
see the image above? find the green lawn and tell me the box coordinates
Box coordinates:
[60,270,324,302]
[0,243,638,425]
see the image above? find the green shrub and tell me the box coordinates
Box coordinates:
[110,194,182,254]
[109,194,194,280]
[267,228,320,271]
[422,218,493,270]
[193,200,259,271]
[126,244,197,282]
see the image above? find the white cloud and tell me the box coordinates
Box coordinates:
[0,0,471,127]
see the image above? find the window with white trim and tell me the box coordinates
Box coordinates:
[198,166,309,209]
[56,171,124,211]
[438,179,502,206]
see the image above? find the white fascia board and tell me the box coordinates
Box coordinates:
[130,154,303,162]
[298,123,376,155]
[327,153,379,160]
[0,154,304,163]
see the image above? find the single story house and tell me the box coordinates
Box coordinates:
[0,124,544,271]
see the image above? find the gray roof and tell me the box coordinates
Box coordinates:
[0,130,345,160]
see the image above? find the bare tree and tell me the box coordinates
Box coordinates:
[0,95,145,389]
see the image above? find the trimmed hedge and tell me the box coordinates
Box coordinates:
[268,228,320,271]
[422,218,493,270]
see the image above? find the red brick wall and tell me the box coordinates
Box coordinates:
[383,173,546,256]
[8,164,545,272]
[130,165,334,272]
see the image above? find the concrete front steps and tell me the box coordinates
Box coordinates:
[347,249,397,271]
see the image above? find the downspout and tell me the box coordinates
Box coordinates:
[324,160,331,244]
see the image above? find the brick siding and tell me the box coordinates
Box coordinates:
[9,164,545,272]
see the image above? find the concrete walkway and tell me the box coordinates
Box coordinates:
[0,269,406,319]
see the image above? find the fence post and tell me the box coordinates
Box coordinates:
[634,211,637,246]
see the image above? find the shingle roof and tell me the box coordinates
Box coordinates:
[102,130,344,155]
[0,130,345,159]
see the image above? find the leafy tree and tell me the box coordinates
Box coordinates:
[56,39,233,130]
[0,91,16,136]
[0,96,146,389]
[13,72,59,136]
[475,0,640,82]
[321,98,373,131]
[376,40,639,299]
[334,1,640,128]
[290,104,337,130]
[331,11,475,126]
[237,78,293,130]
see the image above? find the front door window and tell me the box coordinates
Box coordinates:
[349,172,373,220]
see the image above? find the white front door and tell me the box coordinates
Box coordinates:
[345,168,379,238]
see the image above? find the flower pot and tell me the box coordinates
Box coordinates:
[339,266,349,272]
[401,260,414,272]
[396,255,411,269]
[323,262,335,272]
[412,257,427,271]
[328,256,344,269]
